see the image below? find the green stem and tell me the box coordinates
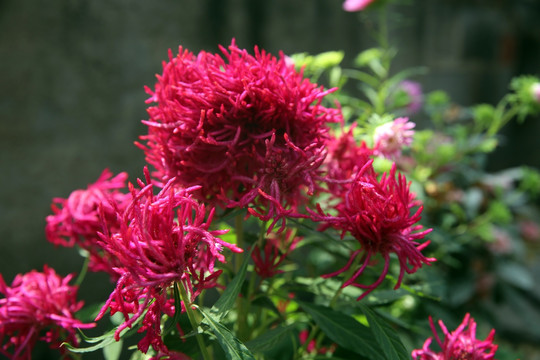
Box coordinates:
[177,282,211,360]
[237,220,268,341]
[74,251,90,286]
[487,97,520,136]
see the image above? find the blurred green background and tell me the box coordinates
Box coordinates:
[0,0,539,357]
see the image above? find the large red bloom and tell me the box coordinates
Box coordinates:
[311,162,434,300]
[412,313,498,360]
[96,169,241,354]
[45,169,130,278]
[139,40,340,230]
[0,266,95,359]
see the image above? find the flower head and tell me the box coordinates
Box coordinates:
[0,266,95,359]
[45,169,130,278]
[373,117,415,159]
[396,80,423,114]
[139,40,340,231]
[343,0,375,11]
[312,162,433,300]
[412,313,498,360]
[96,169,241,354]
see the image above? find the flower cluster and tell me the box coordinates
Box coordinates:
[95,170,241,354]
[139,40,341,231]
[45,169,130,278]
[0,266,94,359]
[21,40,438,358]
[412,313,498,359]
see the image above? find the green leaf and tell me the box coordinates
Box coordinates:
[358,305,409,360]
[63,331,118,353]
[497,261,534,291]
[245,324,296,353]
[299,302,384,360]
[63,318,140,353]
[103,339,123,360]
[199,307,256,360]
[210,247,254,321]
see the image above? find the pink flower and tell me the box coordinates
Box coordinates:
[96,169,241,354]
[45,169,130,278]
[343,0,375,11]
[520,220,540,242]
[139,40,340,231]
[0,266,95,359]
[373,117,415,159]
[398,80,423,114]
[412,313,498,359]
[531,82,540,103]
[311,162,434,300]
[251,229,301,278]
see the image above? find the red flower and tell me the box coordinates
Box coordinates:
[45,169,130,278]
[251,229,301,278]
[96,169,241,354]
[139,40,340,231]
[412,313,498,360]
[323,126,373,195]
[311,162,434,300]
[0,266,95,359]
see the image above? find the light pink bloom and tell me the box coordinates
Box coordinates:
[96,169,241,354]
[520,220,540,242]
[0,266,95,359]
[412,313,498,359]
[373,117,415,159]
[531,82,540,103]
[311,162,433,300]
[343,0,375,11]
[398,80,423,114]
[45,169,130,278]
[139,40,340,232]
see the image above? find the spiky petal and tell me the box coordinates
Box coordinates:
[139,40,340,230]
[311,162,434,300]
[0,266,94,360]
[412,313,499,360]
[96,169,241,354]
[45,169,130,278]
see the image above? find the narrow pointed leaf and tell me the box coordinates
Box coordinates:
[299,302,384,360]
[199,307,256,360]
[245,324,296,353]
[210,247,253,321]
[103,339,123,360]
[359,305,409,360]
